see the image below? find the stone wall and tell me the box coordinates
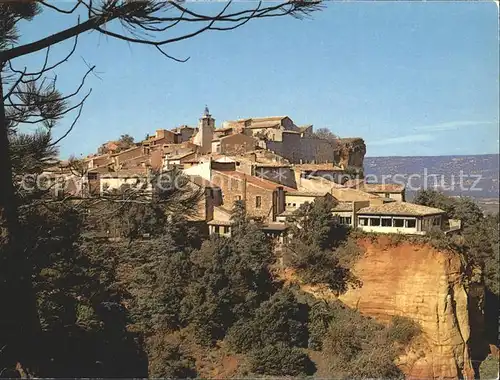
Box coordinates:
[210,173,276,222]
[219,133,257,155]
[265,133,337,164]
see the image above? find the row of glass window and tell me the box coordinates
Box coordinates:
[358,217,417,228]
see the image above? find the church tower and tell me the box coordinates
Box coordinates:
[195,105,215,154]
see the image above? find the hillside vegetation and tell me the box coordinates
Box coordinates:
[1,174,497,377]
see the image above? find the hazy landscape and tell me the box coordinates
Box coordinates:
[365,154,499,213]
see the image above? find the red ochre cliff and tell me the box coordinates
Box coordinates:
[298,236,485,379]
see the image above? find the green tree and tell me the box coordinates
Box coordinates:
[0,2,321,373]
[288,196,340,250]
[313,127,338,141]
[118,134,135,147]
[147,338,197,379]
[227,288,309,352]
[182,227,276,346]
[286,197,355,293]
[230,199,248,236]
[248,343,316,376]
[413,189,484,227]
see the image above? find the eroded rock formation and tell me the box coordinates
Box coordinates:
[338,237,484,379]
[334,137,366,169]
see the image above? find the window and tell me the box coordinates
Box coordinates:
[406,219,416,228]
[359,217,368,226]
[433,217,441,226]
[339,216,352,225]
[223,226,230,234]
[214,226,220,234]
[255,196,262,208]
[381,218,392,227]
[384,192,390,198]
[88,173,98,180]
[236,195,242,201]
[393,219,404,228]
[370,217,381,226]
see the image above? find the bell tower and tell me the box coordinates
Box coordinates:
[197,105,215,154]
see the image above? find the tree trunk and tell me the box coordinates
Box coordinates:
[0,69,41,376]
[0,70,18,239]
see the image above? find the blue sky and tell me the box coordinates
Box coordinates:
[14,1,499,158]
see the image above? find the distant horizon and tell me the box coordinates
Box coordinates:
[365,152,499,158]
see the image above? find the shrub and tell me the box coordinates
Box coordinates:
[479,354,500,380]
[287,242,355,293]
[347,345,404,379]
[227,288,309,352]
[147,337,197,379]
[318,301,408,379]
[225,318,258,353]
[386,316,421,345]
[248,343,316,376]
[307,301,335,350]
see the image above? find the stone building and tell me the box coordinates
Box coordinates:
[211,133,257,155]
[356,203,445,235]
[220,116,342,165]
[192,106,215,154]
[210,170,291,223]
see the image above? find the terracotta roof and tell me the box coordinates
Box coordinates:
[246,122,281,129]
[85,153,110,161]
[251,116,288,122]
[213,170,295,191]
[166,151,195,160]
[362,183,405,193]
[253,162,292,168]
[333,202,353,211]
[227,116,287,123]
[285,191,330,197]
[343,179,365,188]
[299,176,347,190]
[110,146,142,157]
[295,163,344,171]
[214,127,233,132]
[330,187,380,202]
[261,223,288,231]
[344,179,404,193]
[357,202,445,216]
[100,169,149,178]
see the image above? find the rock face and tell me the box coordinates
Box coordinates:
[338,237,484,379]
[334,138,366,169]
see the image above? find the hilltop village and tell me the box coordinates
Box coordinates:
[47,107,457,238]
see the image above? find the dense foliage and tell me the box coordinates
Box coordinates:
[16,196,416,378]
[286,197,360,293]
[414,190,499,296]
